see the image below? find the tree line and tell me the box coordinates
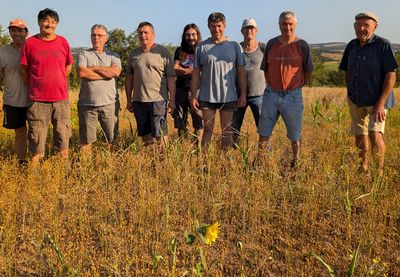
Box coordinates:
[1,25,399,90]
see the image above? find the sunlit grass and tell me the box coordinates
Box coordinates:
[0,88,399,275]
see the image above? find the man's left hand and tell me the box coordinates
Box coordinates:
[237,95,247,108]
[374,103,386,123]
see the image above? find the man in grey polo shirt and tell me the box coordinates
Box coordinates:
[77,24,121,152]
[339,12,398,175]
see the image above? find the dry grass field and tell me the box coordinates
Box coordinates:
[0,87,399,276]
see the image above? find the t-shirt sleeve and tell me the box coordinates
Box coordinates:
[126,51,133,76]
[112,52,122,69]
[77,50,87,67]
[260,40,272,71]
[174,47,181,61]
[193,45,201,69]
[20,43,28,66]
[65,41,73,66]
[300,41,313,72]
[165,49,175,77]
[382,41,398,73]
[235,42,246,66]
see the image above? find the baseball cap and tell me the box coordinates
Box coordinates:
[355,12,378,23]
[242,18,257,29]
[8,18,28,30]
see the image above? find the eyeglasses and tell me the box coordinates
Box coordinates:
[91,34,107,38]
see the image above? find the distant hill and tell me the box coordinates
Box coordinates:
[311,42,400,52]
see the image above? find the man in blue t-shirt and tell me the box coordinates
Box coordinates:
[339,11,398,175]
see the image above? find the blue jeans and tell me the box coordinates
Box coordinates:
[231,95,263,137]
[258,87,303,141]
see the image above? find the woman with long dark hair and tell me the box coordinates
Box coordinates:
[172,23,203,140]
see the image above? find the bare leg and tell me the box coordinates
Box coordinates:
[31,153,45,163]
[80,143,92,157]
[194,128,203,144]
[157,135,169,152]
[355,134,369,172]
[142,134,154,146]
[59,149,69,159]
[369,131,385,176]
[257,135,271,158]
[219,110,234,148]
[201,109,217,147]
[14,126,27,161]
[291,140,301,161]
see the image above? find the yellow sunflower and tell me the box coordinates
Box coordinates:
[203,222,220,245]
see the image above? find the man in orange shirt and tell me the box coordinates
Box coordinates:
[257,11,313,168]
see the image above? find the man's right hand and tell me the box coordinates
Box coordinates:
[126,101,134,113]
[190,97,200,110]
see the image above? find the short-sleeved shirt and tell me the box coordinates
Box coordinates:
[242,42,266,97]
[194,38,245,103]
[0,44,28,107]
[174,47,194,89]
[339,34,398,109]
[78,48,121,107]
[20,34,73,102]
[261,36,313,91]
[126,44,175,102]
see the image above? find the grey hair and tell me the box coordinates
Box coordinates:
[91,24,108,35]
[279,10,297,23]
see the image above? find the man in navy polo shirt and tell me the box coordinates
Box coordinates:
[339,11,398,176]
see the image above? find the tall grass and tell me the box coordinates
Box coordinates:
[0,88,399,275]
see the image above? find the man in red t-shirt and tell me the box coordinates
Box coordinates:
[21,8,73,162]
[257,10,313,169]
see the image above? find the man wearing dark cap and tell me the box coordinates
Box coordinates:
[20,8,74,162]
[339,12,398,176]
[0,19,29,164]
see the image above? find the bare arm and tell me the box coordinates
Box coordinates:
[91,64,121,78]
[167,76,176,113]
[78,65,121,80]
[66,64,72,77]
[374,71,396,122]
[237,65,247,108]
[303,71,312,86]
[20,64,29,85]
[190,67,201,110]
[173,60,192,76]
[125,74,134,112]
[264,70,269,86]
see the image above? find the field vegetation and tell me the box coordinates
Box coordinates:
[0,87,399,276]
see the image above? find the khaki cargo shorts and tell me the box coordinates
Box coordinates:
[27,99,71,155]
[347,98,387,136]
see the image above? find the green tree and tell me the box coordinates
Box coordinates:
[0,25,11,47]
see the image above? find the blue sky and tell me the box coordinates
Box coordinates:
[1,0,399,47]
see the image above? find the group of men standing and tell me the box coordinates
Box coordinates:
[0,8,398,174]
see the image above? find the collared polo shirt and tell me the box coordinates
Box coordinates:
[339,34,398,108]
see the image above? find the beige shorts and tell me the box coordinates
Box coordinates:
[347,98,387,135]
[27,100,71,155]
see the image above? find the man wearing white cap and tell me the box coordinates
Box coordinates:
[339,12,398,176]
[232,18,266,143]
[0,19,29,164]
